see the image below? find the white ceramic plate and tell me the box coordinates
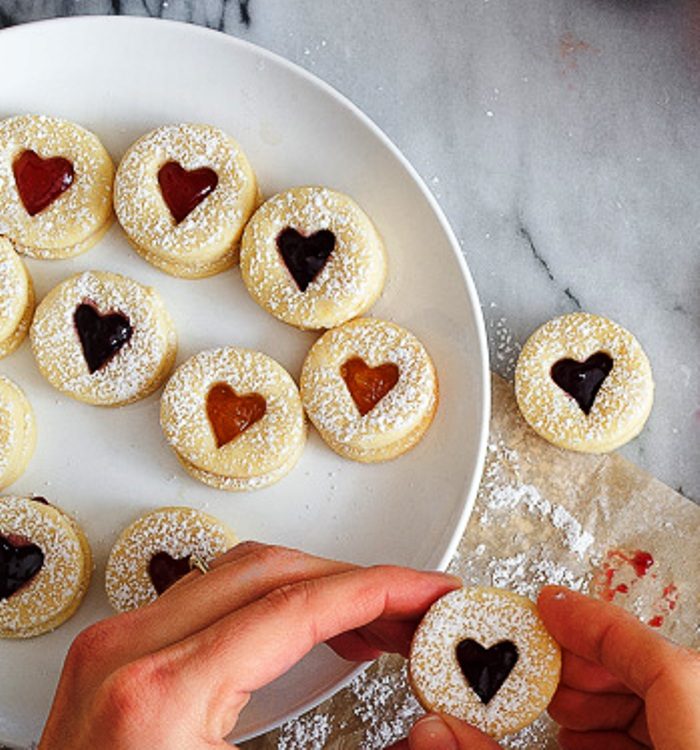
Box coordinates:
[0,16,489,746]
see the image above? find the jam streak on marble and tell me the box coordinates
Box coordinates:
[13,149,74,216]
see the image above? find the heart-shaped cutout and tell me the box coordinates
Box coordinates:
[206,382,267,448]
[148,551,192,595]
[0,534,44,600]
[276,227,336,292]
[158,161,218,224]
[13,149,74,216]
[456,638,519,705]
[340,357,399,416]
[74,302,134,374]
[550,351,613,415]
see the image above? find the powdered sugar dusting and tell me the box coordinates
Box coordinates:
[0,114,113,253]
[515,313,654,450]
[0,496,85,635]
[30,271,176,406]
[300,318,437,458]
[114,123,256,267]
[241,187,386,329]
[105,507,236,612]
[161,347,305,481]
[410,587,560,738]
[351,665,423,748]
[0,240,29,341]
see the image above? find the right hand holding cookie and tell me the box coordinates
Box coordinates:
[538,585,700,750]
[398,586,700,750]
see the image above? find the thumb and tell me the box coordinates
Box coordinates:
[408,713,502,749]
[537,585,686,697]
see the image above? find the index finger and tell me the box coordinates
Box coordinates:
[537,585,686,697]
[165,566,460,715]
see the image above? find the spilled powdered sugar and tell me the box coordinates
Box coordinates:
[276,713,334,750]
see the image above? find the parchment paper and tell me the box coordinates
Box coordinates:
[244,374,699,749]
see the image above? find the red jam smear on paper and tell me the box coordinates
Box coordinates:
[594,548,680,628]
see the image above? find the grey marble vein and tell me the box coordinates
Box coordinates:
[0,0,697,504]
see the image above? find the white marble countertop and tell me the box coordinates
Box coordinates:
[1,0,697,502]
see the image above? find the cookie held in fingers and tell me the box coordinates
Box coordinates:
[409,586,561,740]
[0,114,114,259]
[514,312,654,453]
[105,506,237,612]
[240,186,387,329]
[300,317,438,462]
[0,238,34,359]
[161,347,307,491]
[0,496,92,638]
[0,376,36,491]
[114,123,258,278]
[30,271,177,407]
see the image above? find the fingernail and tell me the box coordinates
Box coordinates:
[410,714,459,750]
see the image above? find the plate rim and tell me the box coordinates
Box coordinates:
[0,14,491,745]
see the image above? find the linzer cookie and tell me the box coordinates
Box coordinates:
[240,187,387,329]
[0,496,92,638]
[114,123,258,278]
[0,114,114,259]
[30,271,177,407]
[300,318,437,462]
[105,506,237,612]
[0,377,36,490]
[160,347,306,491]
[409,587,561,739]
[515,312,654,453]
[0,238,34,358]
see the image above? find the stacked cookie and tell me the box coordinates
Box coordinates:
[0,115,114,259]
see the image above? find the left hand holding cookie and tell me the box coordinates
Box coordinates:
[39,542,459,749]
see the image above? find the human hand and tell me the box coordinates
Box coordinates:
[393,585,700,750]
[39,542,460,750]
[538,585,700,750]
